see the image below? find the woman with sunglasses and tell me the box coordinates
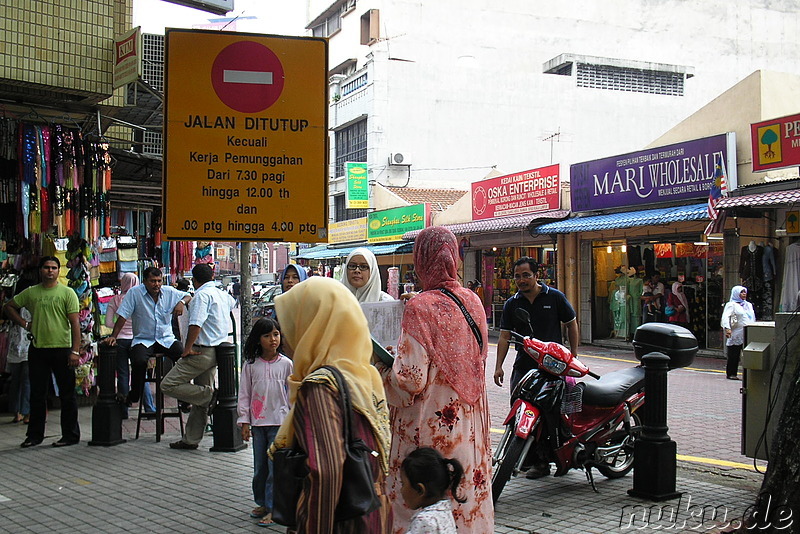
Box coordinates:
[340,247,394,303]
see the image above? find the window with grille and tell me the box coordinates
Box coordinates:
[576,63,684,96]
[142,33,165,92]
[335,119,367,177]
[334,194,368,222]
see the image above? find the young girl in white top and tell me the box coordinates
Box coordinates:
[401,447,465,534]
[237,318,293,527]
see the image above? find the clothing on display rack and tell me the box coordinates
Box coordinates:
[779,241,800,312]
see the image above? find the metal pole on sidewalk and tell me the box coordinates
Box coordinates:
[210,341,246,452]
[89,343,126,446]
[627,351,680,501]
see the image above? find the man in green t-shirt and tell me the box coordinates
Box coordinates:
[4,256,81,448]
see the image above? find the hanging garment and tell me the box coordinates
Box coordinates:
[779,241,800,312]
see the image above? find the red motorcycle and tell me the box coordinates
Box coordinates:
[492,312,646,503]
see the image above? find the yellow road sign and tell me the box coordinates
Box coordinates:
[164,29,328,242]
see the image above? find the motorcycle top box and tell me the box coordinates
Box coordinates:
[631,323,698,369]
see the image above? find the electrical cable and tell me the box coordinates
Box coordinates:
[751,300,800,472]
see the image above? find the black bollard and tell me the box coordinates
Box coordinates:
[627,351,680,501]
[89,343,126,446]
[210,342,246,452]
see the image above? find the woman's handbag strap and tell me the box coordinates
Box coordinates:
[438,287,484,352]
[321,366,356,444]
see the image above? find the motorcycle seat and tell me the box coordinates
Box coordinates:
[582,367,645,407]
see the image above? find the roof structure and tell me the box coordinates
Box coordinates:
[718,189,800,209]
[533,203,709,234]
[403,210,570,240]
[384,187,467,211]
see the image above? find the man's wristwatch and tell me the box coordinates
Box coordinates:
[71,350,80,356]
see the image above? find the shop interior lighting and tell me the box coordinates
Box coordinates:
[606,245,612,253]
[621,244,627,253]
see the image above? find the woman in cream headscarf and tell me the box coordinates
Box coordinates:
[270,277,391,533]
[340,247,394,303]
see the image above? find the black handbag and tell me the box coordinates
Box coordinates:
[272,365,381,527]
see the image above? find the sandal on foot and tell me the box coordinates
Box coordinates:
[250,506,267,518]
[258,513,274,527]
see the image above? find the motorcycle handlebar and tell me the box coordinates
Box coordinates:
[587,371,601,380]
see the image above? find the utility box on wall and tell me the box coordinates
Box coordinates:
[741,315,800,459]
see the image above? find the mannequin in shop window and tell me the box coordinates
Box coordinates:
[739,240,766,319]
[626,267,643,340]
[608,266,629,339]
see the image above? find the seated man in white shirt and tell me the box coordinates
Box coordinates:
[105,266,191,407]
[162,263,236,450]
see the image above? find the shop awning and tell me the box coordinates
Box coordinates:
[532,203,709,234]
[717,188,800,209]
[295,242,414,260]
[402,210,570,240]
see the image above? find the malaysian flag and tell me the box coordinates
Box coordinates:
[704,158,728,235]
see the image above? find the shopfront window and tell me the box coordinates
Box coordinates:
[485,245,557,328]
[592,238,724,350]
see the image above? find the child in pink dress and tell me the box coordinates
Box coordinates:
[237,318,293,527]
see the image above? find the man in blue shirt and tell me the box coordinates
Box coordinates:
[493,257,579,391]
[162,263,235,450]
[105,266,191,407]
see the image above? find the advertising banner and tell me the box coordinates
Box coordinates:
[329,217,367,244]
[113,27,141,89]
[751,113,800,171]
[570,133,737,212]
[471,164,560,220]
[367,204,429,243]
[346,162,369,209]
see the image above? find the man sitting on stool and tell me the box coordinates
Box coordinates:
[105,267,191,409]
[163,263,235,450]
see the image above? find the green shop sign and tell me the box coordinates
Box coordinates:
[367,203,430,243]
[346,162,369,209]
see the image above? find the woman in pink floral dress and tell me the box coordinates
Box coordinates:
[378,226,494,533]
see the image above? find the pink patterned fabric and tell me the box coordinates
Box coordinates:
[403,226,487,403]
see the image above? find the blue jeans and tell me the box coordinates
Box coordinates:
[116,339,156,414]
[251,425,280,510]
[8,361,30,416]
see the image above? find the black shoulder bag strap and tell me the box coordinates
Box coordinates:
[438,287,484,352]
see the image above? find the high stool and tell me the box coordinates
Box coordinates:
[135,354,184,442]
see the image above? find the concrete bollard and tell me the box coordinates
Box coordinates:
[89,342,126,446]
[210,342,246,452]
[627,351,680,501]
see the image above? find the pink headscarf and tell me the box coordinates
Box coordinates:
[401,227,488,403]
[120,272,139,294]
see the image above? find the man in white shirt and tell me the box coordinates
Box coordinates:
[162,263,236,450]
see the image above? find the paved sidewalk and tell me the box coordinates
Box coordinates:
[0,340,767,533]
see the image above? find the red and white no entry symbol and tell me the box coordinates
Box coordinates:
[211,41,285,113]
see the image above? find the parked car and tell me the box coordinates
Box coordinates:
[252,285,282,321]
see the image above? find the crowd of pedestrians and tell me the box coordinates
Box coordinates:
[3,227,595,533]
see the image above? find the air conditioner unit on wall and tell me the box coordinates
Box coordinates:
[389,152,411,166]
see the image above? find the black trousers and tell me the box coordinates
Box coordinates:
[726,344,743,378]
[127,341,183,403]
[27,347,80,443]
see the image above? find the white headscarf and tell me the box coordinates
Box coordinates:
[340,247,384,303]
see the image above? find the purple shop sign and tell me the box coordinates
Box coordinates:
[570,133,738,212]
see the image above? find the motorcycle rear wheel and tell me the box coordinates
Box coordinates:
[596,412,641,479]
[491,433,527,504]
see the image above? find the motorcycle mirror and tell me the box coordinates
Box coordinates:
[514,308,534,334]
